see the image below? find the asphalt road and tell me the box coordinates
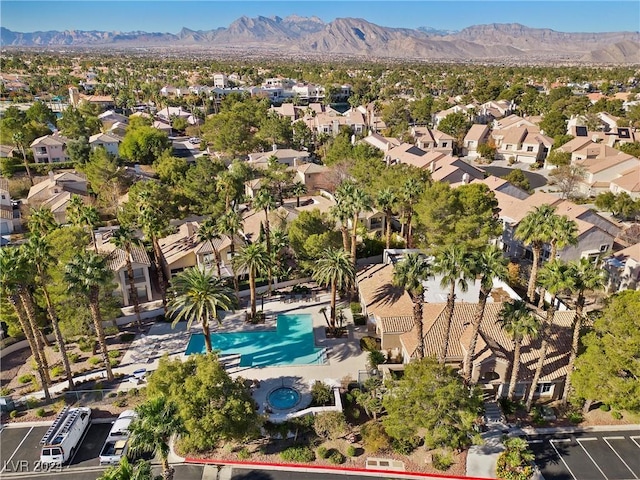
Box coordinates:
[230,468,388,479]
[528,430,640,480]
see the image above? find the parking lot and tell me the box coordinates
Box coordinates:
[0,422,111,476]
[529,431,640,480]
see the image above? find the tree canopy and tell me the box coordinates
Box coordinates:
[572,291,640,413]
[382,357,482,450]
[147,353,261,453]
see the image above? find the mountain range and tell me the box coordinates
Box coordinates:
[2,16,639,63]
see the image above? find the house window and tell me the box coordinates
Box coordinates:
[535,383,553,395]
[600,244,609,252]
[36,147,47,155]
[441,142,448,147]
[136,286,149,303]
[526,146,534,152]
[505,145,511,150]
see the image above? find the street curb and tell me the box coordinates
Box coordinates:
[184,458,494,479]
[522,424,640,435]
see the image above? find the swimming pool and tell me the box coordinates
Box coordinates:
[184,313,323,367]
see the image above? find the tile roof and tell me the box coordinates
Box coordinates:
[464,124,490,142]
[159,221,235,267]
[102,244,151,271]
[611,165,640,192]
[379,316,417,334]
[400,302,576,382]
[356,263,414,319]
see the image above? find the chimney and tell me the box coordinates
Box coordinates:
[272,143,277,152]
[48,170,55,180]
[293,157,299,167]
[462,173,470,184]
[134,164,141,174]
[351,134,356,145]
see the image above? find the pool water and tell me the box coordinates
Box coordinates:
[184,314,323,367]
[268,387,300,410]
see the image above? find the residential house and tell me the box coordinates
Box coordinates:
[462,124,491,158]
[492,125,553,164]
[0,145,16,159]
[473,175,530,200]
[30,134,70,164]
[0,178,15,235]
[306,108,366,136]
[26,171,89,223]
[362,131,401,152]
[97,110,129,126]
[291,83,325,102]
[269,103,300,123]
[476,100,516,124]
[410,126,455,154]
[213,73,229,88]
[356,260,573,400]
[89,133,121,157]
[94,228,153,306]
[247,148,310,168]
[293,162,332,193]
[429,156,485,186]
[574,148,640,197]
[152,119,172,135]
[605,243,640,292]
[433,103,479,127]
[610,165,640,199]
[69,87,114,109]
[156,106,200,125]
[159,220,239,279]
[495,190,618,262]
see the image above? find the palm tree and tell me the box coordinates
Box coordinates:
[138,199,171,314]
[514,204,556,302]
[253,188,276,292]
[12,131,33,186]
[232,243,271,319]
[167,267,235,353]
[561,258,606,404]
[330,200,352,254]
[433,244,474,363]
[97,457,153,480]
[25,235,75,390]
[392,253,431,359]
[525,260,574,411]
[312,248,355,331]
[538,215,578,307]
[0,248,51,400]
[291,182,307,208]
[27,206,58,236]
[376,188,398,250]
[498,300,539,400]
[64,251,115,381]
[66,194,85,226]
[68,201,100,251]
[129,395,184,480]
[197,218,222,278]
[464,245,508,382]
[111,225,143,328]
[217,211,243,300]
[347,186,372,270]
[401,177,424,248]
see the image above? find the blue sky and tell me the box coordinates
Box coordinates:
[2,1,638,33]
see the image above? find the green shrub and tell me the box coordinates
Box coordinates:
[368,350,385,369]
[52,344,60,353]
[346,445,357,457]
[391,437,421,455]
[69,353,80,363]
[280,446,315,463]
[612,411,623,420]
[108,350,121,359]
[113,398,127,408]
[129,388,139,397]
[78,338,93,352]
[109,358,119,368]
[311,381,332,406]
[119,333,135,342]
[359,336,380,352]
[353,314,366,326]
[599,404,611,412]
[432,451,454,471]
[89,357,101,366]
[50,366,64,378]
[0,387,12,396]
[498,397,517,415]
[26,397,39,409]
[350,406,361,419]
[18,374,34,384]
[108,392,118,398]
[104,326,119,336]
[314,411,348,440]
[9,409,19,419]
[118,390,127,397]
[35,408,46,417]
[317,446,329,459]
[350,302,362,314]
[328,450,345,464]
[361,421,390,453]
[237,447,250,460]
[568,412,583,424]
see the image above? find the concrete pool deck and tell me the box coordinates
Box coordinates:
[117,293,369,405]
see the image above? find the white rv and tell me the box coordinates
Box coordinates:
[40,406,92,465]
[99,410,138,465]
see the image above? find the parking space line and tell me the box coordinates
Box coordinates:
[603,437,639,479]
[528,439,543,444]
[550,439,578,480]
[578,439,609,480]
[631,437,640,450]
[0,427,33,474]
